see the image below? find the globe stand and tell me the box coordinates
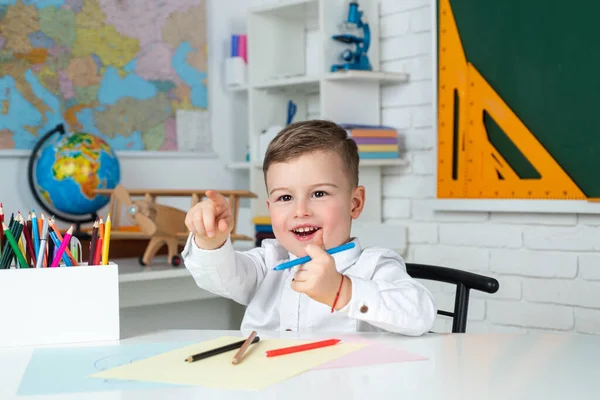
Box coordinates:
[27,123,101,240]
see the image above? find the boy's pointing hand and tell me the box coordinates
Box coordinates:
[185,190,233,250]
[291,230,351,309]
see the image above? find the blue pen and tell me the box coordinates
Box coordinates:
[273,242,356,271]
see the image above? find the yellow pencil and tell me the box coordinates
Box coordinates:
[101,214,111,265]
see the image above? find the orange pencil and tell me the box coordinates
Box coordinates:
[37,213,43,241]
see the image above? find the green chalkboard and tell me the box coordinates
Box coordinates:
[441,0,600,197]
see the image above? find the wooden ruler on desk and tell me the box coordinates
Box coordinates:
[436,0,586,200]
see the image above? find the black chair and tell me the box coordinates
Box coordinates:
[406,263,499,333]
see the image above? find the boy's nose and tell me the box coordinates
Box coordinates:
[294,200,312,217]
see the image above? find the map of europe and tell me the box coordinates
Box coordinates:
[0,0,208,151]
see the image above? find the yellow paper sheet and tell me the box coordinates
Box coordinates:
[89,336,366,390]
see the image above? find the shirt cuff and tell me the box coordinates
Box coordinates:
[345,276,382,320]
[182,233,234,267]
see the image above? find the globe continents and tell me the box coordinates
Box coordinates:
[35,132,121,216]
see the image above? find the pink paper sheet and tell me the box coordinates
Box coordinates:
[313,336,427,370]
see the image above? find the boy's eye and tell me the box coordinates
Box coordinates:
[312,191,327,198]
[278,194,292,202]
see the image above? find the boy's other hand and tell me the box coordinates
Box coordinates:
[185,190,233,250]
[291,230,352,309]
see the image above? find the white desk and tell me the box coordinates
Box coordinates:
[1,330,598,400]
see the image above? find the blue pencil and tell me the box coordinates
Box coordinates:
[273,242,356,271]
[48,230,72,267]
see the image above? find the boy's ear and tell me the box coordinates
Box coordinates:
[350,185,366,219]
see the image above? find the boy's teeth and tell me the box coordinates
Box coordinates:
[295,227,317,233]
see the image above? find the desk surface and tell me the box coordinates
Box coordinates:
[1,329,598,400]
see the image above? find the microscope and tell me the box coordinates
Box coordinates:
[330,1,372,72]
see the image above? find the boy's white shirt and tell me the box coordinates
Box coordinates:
[181,234,437,336]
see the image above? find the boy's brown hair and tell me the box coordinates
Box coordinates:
[263,119,359,188]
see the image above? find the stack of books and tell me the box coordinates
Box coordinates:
[252,216,275,247]
[340,124,399,159]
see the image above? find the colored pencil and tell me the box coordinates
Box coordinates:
[0,202,4,254]
[48,229,71,266]
[4,215,22,268]
[9,219,26,268]
[265,338,341,358]
[93,217,104,265]
[232,331,258,365]
[35,217,48,269]
[101,213,111,265]
[185,336,260,363]
[49,217,77,266]
[47,228,55,267]
[31,211,39,258]
[273,242,356,271]
[0,217,15,269]
[23,213,36,267]
[50,225,73,268]
[88,219,98,265]
[2,222,28,269]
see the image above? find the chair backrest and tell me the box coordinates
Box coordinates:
[405,263,499,333]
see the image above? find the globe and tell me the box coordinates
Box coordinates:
[30,128,120,219]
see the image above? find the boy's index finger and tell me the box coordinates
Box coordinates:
[205,190,229,207]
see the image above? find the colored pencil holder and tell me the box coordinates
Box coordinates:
[225,56,247,87]
[0,263,120,347]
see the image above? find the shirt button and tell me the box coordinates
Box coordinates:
[360,305,369,313]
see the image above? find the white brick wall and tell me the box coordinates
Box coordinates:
[379,0,600,334]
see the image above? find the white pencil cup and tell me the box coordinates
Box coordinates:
[0,263,120,347]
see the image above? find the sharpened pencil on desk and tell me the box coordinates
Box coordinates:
[265,338,341,357]
[185,335,260,363]
[232,330,258,365]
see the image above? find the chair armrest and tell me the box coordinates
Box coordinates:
[406,263,499,294]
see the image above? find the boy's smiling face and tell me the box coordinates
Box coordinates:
[266,150,365,257]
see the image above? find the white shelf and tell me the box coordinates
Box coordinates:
[253,75,320,92]
[360,158,408,167]
[227,84,248,92]
[227,158,408,171]
[250,0,318,20]
[433,199,600,214]
[325,70,409,85]
[120,267,190,283]
[241,0,406,223]
[227,162,260,170]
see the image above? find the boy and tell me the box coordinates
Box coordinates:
[182,120,436,335]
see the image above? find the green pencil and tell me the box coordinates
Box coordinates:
[0,219,16,269]
[1,217,21,269]
[2,223,28,269]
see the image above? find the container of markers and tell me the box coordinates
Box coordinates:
[225,33,247,88]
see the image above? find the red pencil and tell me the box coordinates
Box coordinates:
[265,339,341,358]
